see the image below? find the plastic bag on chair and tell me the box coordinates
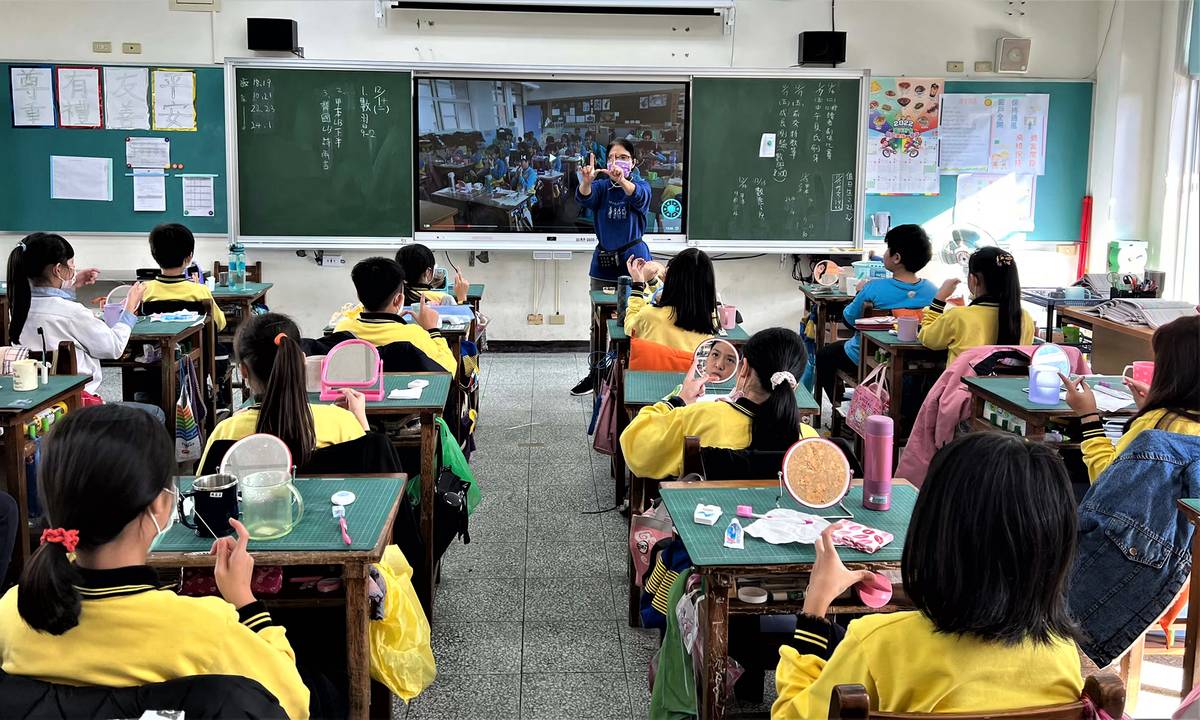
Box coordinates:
[370,545,436,702]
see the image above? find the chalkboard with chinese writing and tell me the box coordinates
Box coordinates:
[687,76,862,245]
[234,67,413,238]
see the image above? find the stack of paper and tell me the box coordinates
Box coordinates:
[1080,299,1197,328]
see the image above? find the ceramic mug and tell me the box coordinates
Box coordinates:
[1123,361,1155,386]
[11,359,39,392]
[896,317,919,342]
[719,305,737,330]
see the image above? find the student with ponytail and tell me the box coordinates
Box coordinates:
[6,233,144,395]
[620,327,818,479]
[199,313,368,469]
[0,405,310,719]
[919,246,1034,363]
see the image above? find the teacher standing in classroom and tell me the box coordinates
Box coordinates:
[571,139,653,396]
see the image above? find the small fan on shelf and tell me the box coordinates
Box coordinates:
[938,224,998,271]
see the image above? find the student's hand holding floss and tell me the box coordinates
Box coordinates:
[406,294,440,331]
[337,388,370,431]
[802,524,876,617]
[124,281,146,314]
[210,517,256,609]
[935,277,961,302]
[1059,374,1099,417]
[74,267,101,288]
[453,269,469,304]
[1124,378,1150,409]
[679,359,709,405]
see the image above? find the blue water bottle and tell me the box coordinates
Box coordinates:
[228,242,247,290]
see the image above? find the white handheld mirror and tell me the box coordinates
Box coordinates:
[693,338,739,385]
[220,433,293,480]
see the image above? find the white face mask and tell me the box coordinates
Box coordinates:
[147,487,177,540]
[56,264,76,289]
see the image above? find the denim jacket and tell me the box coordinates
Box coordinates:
[1068,430,1200,667]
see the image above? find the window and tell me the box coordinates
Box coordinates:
[417,79,472,132]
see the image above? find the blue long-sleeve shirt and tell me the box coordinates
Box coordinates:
[842,277,937,363]
[512,165,538,205]
[488,158,508,182]
[576,174,652,281]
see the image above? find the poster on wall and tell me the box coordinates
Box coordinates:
[865,77,943,195]
[940,94,1049,175]
[954,173,1037,238]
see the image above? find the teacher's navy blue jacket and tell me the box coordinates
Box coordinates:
[576,174,652,281]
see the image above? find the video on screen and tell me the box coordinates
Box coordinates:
[415,78,687,234]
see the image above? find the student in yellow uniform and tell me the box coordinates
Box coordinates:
[394,243,468,306]
[143,223,226,331]
[334,257,457,375]
[772,432,1083,718]
[1062,315,1200,483]
[919,247,1034,363]
[620,327,818,479]
[0,405,311,719]
[200,313,367,470]
[623,248,719,352]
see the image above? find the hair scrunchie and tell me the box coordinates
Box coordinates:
[15,240,26,252]
[40,528,79,553]
[273,332,288,347]
[770,371,797,390]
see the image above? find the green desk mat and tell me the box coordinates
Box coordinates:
[859,329,927,350]
[661,484,915,567]
[591,289,617,306]
[964,375,1129,414]
[800,283,854,301]
[624,370,818,413]
[212,282,273,298]
[308,373,450,410]
[131,318,205,337]
[607,319,750,343]
[153,477,403,552]
[0,374,88,410]
[466,284,485,301]
[1181,499,1200,515]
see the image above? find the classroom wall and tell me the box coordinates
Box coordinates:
[0,0,1113,338]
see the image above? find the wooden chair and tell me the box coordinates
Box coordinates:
[27,340,78,376]
[828,672,1126,719]
[211,260,264,285]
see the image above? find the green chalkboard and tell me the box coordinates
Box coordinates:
[234,67,413,238]
[687,76,862,244]
[0,63,226,234]
[865,81,1093,243]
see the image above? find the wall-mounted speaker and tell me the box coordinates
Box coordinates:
[797,31,847,66]
[996,37,1032,74]
[247,18,299,54]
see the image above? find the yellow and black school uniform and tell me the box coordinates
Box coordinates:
[199,404,365,470]
[619,395,818,479]
[1080,409,1200,483]
[0,565,310,720]
[623,279,715,352]
[333,312,457,375]
[404,285,454,306]
[919,298,1034,363]
[772,611,1082,719]
[143,274,227,331]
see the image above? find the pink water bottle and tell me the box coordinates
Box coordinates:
[862,415,893,511]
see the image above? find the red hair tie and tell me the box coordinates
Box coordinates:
[273,332,288,347]
[40,528,79,553]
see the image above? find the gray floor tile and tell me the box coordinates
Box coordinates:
[521,673,631,720]
[521,620,623,672]
[467,502,529,544]
[605,541,630,581]
[535,483,599,512]
[404,673,522,719]
[433,577,524,622]
[627,673,652,720]
[429,621,523,674]
[600,505,634,543]
[526,541,608,578]
[524,576,616,621]
[441,541,526,580]
[527,507,604,541]
[619,625,660,675]
[529,462,595,488]
[610,577,636,621]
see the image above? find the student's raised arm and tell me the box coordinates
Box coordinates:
[918,279,961,351]
[619,398,695,479]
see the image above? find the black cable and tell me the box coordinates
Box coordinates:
[831,0,835,32]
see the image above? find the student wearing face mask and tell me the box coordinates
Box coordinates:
[6,233,146,398]
[0,405,311,719]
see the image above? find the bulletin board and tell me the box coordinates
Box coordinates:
[0,62,227,234]
[864,80,1093,243]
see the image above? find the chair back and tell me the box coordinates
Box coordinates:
[828,673,1125,720]
[860,301,893,319]
[212,260,264,284]
[27,340,77,376]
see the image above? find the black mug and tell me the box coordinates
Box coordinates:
[178,474,239,538]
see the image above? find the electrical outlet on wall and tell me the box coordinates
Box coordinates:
[527,313,544,325]
[122,42,142,54]
[92,41,112,53]
[946,61,965,73]
[549,313,565,325]
[975,60,994,73]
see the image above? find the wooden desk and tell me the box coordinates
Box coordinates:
[799,284,855,420]
[1021,288,1106,341]
[856,330,946,459]
[105,318,213,436]
[150,475,404,720]
[418,199,459,229]
[660,479,915,720]
[1059,306,1155,375]
[964,375,1135,442]
[211,281,272,340]
[1177,498,1200,696]
[590,289,617,374]
[310,372,449,619]
[0,374,90,575]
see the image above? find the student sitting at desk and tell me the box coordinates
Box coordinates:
[484,147,508,185]
[919,247,1034,363]
[624,249,718,366]
[510,155,539,206]
[334,257,457,375]
[0,405,311,720]
[6,233,145,397]
[1061,315,1200,483]
[582,131,607,166]
[143,223,226,331]
[620,328,818,479]
[773,433,1083,718]
[200,313,367,470]
[814,224,936,404]
[395,244,468,306]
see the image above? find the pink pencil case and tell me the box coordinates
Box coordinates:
[831,521,894,554]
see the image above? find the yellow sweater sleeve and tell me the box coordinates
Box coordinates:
[623,282,654,337]
[212,602,311,719]
[772,625,876,720]
[207,292,227,332]
[620,400,688,479]
[422,331,458,375]
[918,299,954,351]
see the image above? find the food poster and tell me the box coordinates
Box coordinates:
[865,77,942,195]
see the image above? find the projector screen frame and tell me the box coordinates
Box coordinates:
[226,58,868,252]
